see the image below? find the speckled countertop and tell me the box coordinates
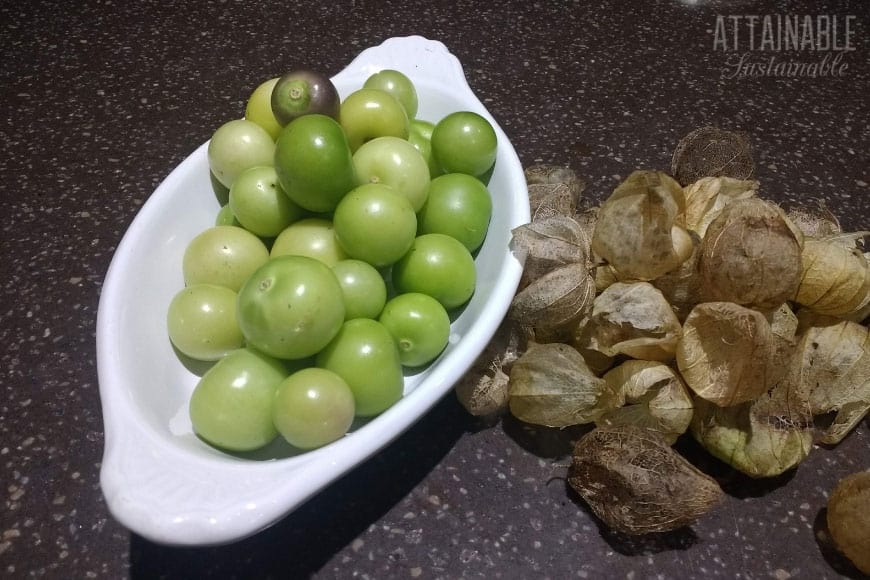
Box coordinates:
[2,0,868,578]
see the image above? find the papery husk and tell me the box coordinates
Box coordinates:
[573,206,598,236]
[689,380,813,478]
[524,323,575,346]
[785,201,842,239]
[698,197,804,310]
[650,230,703,322]
[827,470,870,575]
[525,165,585,221]
[766,303,799,343]
[584,282,682,362]
[509,262,596,330]
[455,320,526,417]
[676,302,773,406]
[593,263,619,293]
[794,235,870,318]
[842,276,870,323]
[570,315,616,376]
[763,303,801,371]
[790,313,870,445]
[569,424,724,534]
[455,365,510,417]
[671,126,754,186]
[508,342,619,427]
[591,170,690,281]
[682,176,758,238]
[511,215,590,286]
[528,182,579,221]
[525,164,584,187]
[597,360,694,444]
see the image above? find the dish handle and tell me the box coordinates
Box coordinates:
[337,35,473,97]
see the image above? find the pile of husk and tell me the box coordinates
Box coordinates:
[455,127,870,537]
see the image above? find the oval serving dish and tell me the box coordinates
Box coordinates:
[97,35,530,546]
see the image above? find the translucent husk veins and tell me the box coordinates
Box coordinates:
[676,302,773,407]
[698,198,804,310]
[790,313,870,444]
[591,170,691,281]
[794,235,870,318]
[597,360,694,443]
[584,282,682,362]
[508,342,619,428]
[689,382,813,478]
[682,176,758,238]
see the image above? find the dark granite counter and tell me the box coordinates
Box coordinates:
[2,0,868,577]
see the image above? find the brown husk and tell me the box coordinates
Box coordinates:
[671,126,754,186]
[698,197,804,310]
[569,425,724,534]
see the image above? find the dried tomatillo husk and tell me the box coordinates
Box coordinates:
[455,320,526,417]
[585,282,682,362]
[698,197,804,310]
[785,201,842,239]
[794,235,870,318]
[525,323,575,346]
[766,302,799,344]
[764,303,800,373]
[508,342,618,427]
[791,313,870,445]
[570,315,616,376]
[591,170,690,281]
[510,215,590,285]
[597,360,694,444]
[689,381,813,478]
[593,264,619,294]
[827,470,870,575]
[525,165,585,221]
[569,425,724,534]
[455,365,510,417]
[843,273,870,322]
[509,262,595,330]
[525,164,583,187]
[528,182,578,221]
[676,302,773,407]
[650,230,702,322]
[682,176,758,237]
[671,126,754,186]
[573,206,598,235]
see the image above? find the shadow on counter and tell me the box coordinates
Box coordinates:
[128,392,474,578]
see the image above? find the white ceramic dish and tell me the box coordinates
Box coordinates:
[97,35,529,546]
